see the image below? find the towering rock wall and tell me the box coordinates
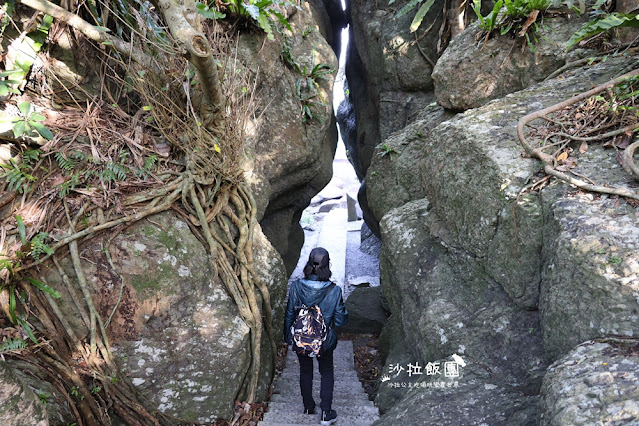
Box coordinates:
[342,1,639,424]
[244,2,339,275]
[0,3,338,423]
[338,0,443,234]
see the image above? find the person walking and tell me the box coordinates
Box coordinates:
[284,247,349,425]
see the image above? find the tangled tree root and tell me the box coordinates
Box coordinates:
[5,171,274,425]
[1,0,277,423]
[517,68,639,201]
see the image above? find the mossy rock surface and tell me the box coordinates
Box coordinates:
[0,361,48,426]
[40,211,287,422]
[540,340,639,425]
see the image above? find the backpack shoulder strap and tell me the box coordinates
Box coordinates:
[319,283,336,306]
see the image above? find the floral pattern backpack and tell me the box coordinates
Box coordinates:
[290,284,335,357]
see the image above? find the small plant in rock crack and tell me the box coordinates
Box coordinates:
[294,63,334,123]
[37,392,51,407]
[197,0,298,40]
[376,142,398,161]
[0,149,41,194]
[7,102,54,140]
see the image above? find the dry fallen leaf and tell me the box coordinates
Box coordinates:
[518,10,540,37]
[557,151,569,162]
[613,130,633,149]
[565,157,577,169]
[579,141,589,154]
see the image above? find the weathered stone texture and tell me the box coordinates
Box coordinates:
[239,3,338,274]
[379,199,546,394]
[432,16,592,111]
[40,211,287,422]
[540,340,639,425]
[369,47,639,424]
[0,361,48,426]
[374,356,538,425]
[337,286,388,334]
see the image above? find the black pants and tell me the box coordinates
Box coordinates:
[297,350,334,411]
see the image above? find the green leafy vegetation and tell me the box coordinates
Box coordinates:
[8,102,54,140]
[390,0,437,33]
[197,0,298,40]
[282,40,334,122]
[27,234,55,261]
[470,0,638,52]
[566,12,639,49]
[593,74,639,116]
[472,0,552,50]
[376,142,398,161]
[52,149,159,198]
[295,63,333,122]
[37,392,51,406]
[0,69,22,97]
[0,0,14,38]
[0,274,59,345]
[0,337,28,353]
[0,149,41,194]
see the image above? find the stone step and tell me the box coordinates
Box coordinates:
[261,411,379,426]
[264,404,379,417]
[270,388,373,403]
[261,340,379,426]
[273,373,362,387]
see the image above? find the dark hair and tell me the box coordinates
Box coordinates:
[303,247,332,281]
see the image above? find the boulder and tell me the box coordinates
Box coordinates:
[380,199,546,395]
[366,103,453,223]
[540,340,639,425]
[366,47,639,421]
[432,15,593,111]
[338,0,442,231]
[0,361,48,426]
[41,211,287,422]
[337,286,388,334]
[540,182,639,360]
[374,357,538,425]
[239,3,339,275]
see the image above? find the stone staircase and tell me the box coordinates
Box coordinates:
[260,340,379,425]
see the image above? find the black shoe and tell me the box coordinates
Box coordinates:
[320,409,337,425]
[304,406,316,415]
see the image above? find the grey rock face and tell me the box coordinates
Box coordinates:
[40,212,287,422]
[337,286,388,334]
[539,340,639,425]
[240,4,339,275]
[432,16,592,111]
[338,0,441,231]
[540,180,639,361]
[380,199,546,395]
[369,51,639,422]
[0,361,48,426]
[374,359,539,425]
[366,104,453,224]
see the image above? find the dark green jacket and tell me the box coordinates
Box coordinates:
[284,275,349,353]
